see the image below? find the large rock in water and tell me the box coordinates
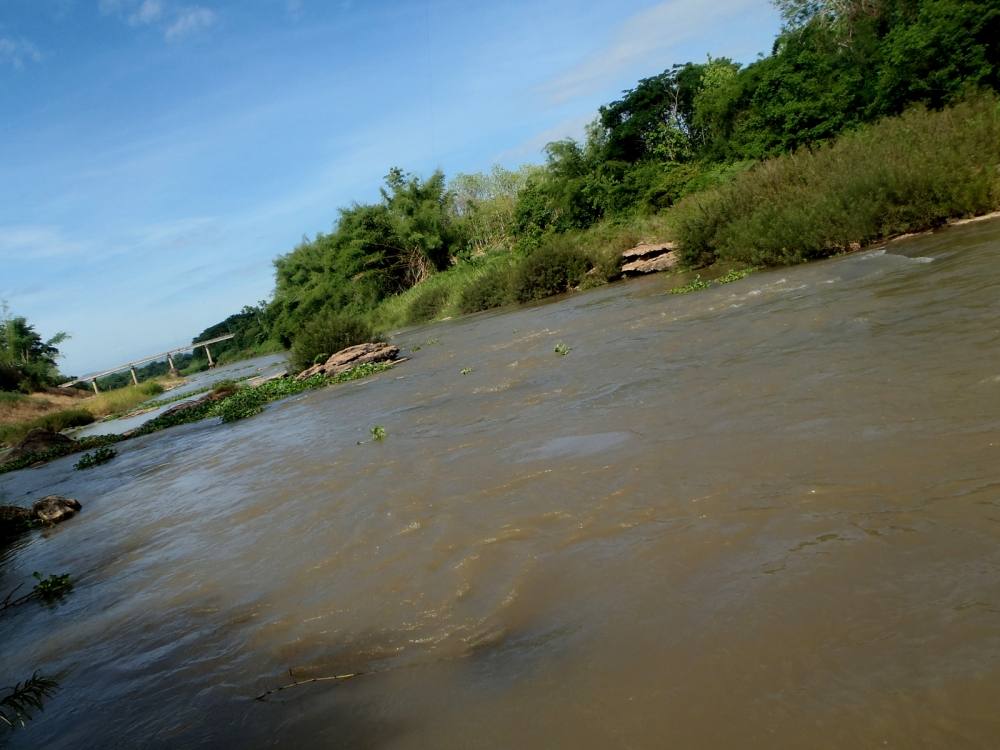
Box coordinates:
[295,342,400,381]
[0,495,81,535]
[7,428,75,460]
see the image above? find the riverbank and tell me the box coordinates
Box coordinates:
[0,360,398,475]
[356,95,1000,331]
[0,378,188,448]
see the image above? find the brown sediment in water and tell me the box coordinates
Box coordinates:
[1,217,1000,748]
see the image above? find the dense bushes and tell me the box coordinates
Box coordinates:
[512,241,591,303]
[672,94,1000,266]
[405,284,452,325]
[456,262,514,314]
[290,311,376,371]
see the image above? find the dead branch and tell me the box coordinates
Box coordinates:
[254,668,364,702]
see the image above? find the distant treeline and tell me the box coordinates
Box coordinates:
[188,0,1000,368]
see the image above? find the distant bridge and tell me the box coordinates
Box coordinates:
[60,334,236,393]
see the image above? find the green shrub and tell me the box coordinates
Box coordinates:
[405,284,451,325]
[138,381,164,397]
[672,94,1000,266]
[511,241,591,303]
[456,262,513,313]
[290,311,376,372]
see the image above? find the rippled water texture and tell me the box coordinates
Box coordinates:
[3,219,999,748]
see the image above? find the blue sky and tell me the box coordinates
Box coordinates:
[1,0,781,376]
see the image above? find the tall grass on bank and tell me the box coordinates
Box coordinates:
[672,94,1000,266]
[0,409,95,447]
[0,381,166,447]
[85,380,164,419]
[369,212,672,330]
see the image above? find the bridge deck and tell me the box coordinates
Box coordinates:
[60,334,236,387]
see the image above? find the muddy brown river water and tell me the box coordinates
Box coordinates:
[2,218,1000,748]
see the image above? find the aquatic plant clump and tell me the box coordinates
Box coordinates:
[0,435,120,477]
[669,275,712,294]
[73,446,117,470]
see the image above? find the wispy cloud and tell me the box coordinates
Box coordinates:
[164,6,217,41]
[129,0,163,26]
[0,36,42,69]
[542,0,757,104]
[100,0,217,41]
[0,225,84,261]
[286,0,303,19]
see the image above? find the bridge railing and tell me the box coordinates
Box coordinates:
[60,334,237,392]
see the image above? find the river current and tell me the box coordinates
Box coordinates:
[2,218,999,748]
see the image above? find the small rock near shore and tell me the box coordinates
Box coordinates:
[7,428,76,460]
[0,495,81,535]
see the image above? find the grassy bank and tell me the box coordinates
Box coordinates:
[369,213,672,331]
[0,380,171,447]
[671,94,1000,266]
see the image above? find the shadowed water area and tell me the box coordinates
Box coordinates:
[2,218,999,748]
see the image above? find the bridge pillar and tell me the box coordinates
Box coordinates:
[91,379,100,395]
[204,345,215,368]
[130,367,139,386]
[167,353,178,376]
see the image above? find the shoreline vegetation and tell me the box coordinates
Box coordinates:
[191,0,999,371]
[0,362,397,475]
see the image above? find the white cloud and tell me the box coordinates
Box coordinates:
[0,225,85,261]
[286,0,303,18]
[0,36,42,69]
[542,0,757,103]
[129,0,163,25]
[164,6,217,41]
[100,0,216,40]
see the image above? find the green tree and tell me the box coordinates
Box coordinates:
[0,304,68,391]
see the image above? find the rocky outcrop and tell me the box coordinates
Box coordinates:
[295,342,400,381]
[7,428,75,460]
[621,242,679,275]
[0,495,81,535]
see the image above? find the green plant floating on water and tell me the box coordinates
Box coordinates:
[370,425,386,442]
[0,672,59,730]
[73,446,117,470]
[460,368,472,375]
[669,275,712,294]
[30,572,73,603]
[2,572,73,611]
[715,267,758,284]
[553,343,571,356]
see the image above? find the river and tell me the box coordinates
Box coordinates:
[2,218,999,748]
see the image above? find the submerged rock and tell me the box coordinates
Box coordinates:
[0,495,81,535]
[7,428,75,460]
[295,342,400,381]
